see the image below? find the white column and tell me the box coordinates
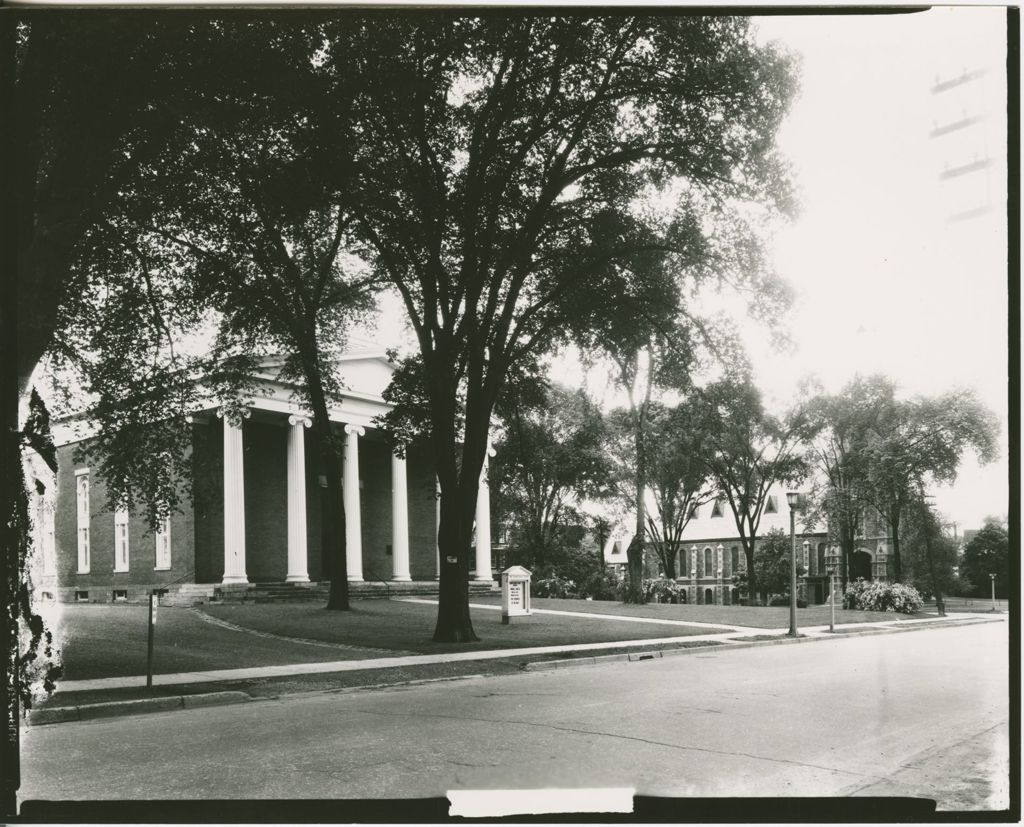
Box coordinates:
[220,409,250,584]
[286,415,312,583]
[343,424,365,582]
[473,445,496,582]
[391,451,411,581]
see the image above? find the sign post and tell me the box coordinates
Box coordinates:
[146,591,157,689]
[501,566,532,625]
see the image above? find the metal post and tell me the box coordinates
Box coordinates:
[990,573,997,612]
[788,508,798,637]
[146,591,155,689]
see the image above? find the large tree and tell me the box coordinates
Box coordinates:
[862,388,999,582]
[491,382,611,570]
[696,379,813,605]
[345,15,797,638]
[901,495,959,613]
[644,401,716,580]
[805,375,899,590]
[606,399,714,581]
[959,519,1009,599]
[60,20,379,610]
[2,14,257,812]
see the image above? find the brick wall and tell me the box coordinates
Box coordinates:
[191,420,222,584]
[54,418,443,594]
[243,420,289,581]
[406,443,438,580]
[52,442,196,601]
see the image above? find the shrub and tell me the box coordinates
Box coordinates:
[578,569,625,601]
[643,578,687,604]
[844,578,923,613]
[532,575,578,599]
[768,594,807,608]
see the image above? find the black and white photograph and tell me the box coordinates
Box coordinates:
[2,4,1015,821]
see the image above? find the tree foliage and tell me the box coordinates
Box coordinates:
[54,20,379,608]
[732,528,804,604]
[491,382,611,570]
[805,375,898,589]
[347,14,797,636]
[959,519,1009,599]
[860,387,999,582]
[695,378,812,604]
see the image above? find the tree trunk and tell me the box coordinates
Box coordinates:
[301,358,349,610]
[320,441,349,610]
[625,418,647,604]
[432,484,478,642]
[663,547,677,580]
[889,505,903,582]
[923,526,945,616]
[3,18,24,809]
[743,541,758,606]
[1,365,22,818]
[430,384,486,643]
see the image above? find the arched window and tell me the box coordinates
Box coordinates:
[817,543,827,575]
[704,547,713,577]
[704,588,714,605]
[730,546,739,572]
[711,499,724,518]
[765,495,778,514]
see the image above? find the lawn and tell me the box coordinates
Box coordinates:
[201,598,728,652]
[466,595,935,629]
[53,599,731,682]
[50,595,934,685]
[55,604,361,681]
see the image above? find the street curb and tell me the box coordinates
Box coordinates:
[522,616,1003,672]
[28,616,1002,722]
[29,690,252,727]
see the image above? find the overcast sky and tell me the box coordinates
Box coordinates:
[361,7,1011,532]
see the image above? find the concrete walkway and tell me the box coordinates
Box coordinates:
[53,605,1000,694]
[399,597,757,631]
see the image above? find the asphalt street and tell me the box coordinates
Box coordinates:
[19,619,1009,811]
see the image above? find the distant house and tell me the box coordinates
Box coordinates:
[602,485,897,605]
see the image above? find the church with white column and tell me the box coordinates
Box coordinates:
[46,344,498,604]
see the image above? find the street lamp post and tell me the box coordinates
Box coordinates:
[990,573,997,612]
[786,491,803,637]
[825,547,841,633]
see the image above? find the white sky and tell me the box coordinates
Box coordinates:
[360,8,1012,532]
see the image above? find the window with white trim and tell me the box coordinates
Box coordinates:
[76,471,90,573]
[155,516,171,570]
[114,507,130,572]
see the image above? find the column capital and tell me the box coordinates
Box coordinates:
[217,406,251,427]
[344,423,366,436]
[288,414,313,428]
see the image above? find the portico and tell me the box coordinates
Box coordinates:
[49,345,496,603]
[207,349,494,587]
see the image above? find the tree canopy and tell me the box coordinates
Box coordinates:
[491,382,611,570]
[960,519,1009,599]
[342,14,797,637]
[694,378,812,603]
